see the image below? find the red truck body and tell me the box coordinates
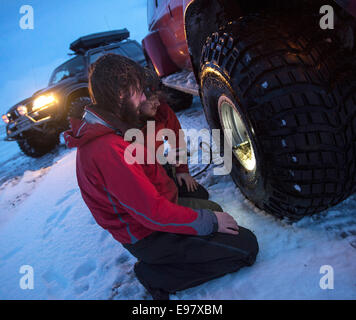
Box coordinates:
[143,0,191,77]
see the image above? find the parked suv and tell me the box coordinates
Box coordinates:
[143,0,356,220]
[2,29,146,158]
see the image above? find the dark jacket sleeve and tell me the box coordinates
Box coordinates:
[96,141,217,236]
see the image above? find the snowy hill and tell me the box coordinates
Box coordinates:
[0,98,355,300]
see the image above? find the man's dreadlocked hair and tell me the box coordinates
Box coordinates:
[88,54,146,115]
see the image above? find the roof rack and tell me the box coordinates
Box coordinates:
[70,29,130,54]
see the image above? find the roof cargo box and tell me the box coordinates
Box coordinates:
[70,29,130,54]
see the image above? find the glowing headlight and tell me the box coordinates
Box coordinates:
[17,105,28,116]
[32,94,56,112]
[2,114,9,124]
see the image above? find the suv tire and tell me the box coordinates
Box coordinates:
[17,130,59,158]
[200,15,354,220]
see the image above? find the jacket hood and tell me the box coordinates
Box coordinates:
[63,108,116,149]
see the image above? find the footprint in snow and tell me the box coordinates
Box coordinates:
[109,264,138,300]
[45,205,71,224]
[43,205,72,239]
[55,206,71,224]
[72,259,97,296]
[73,259,96,281]
[42,268,69,296]
[55,188,78,207]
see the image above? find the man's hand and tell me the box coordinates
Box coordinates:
[176,172,198,192]
[214,211,239,235]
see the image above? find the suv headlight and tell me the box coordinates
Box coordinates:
[2,114,10,124]
[17,105,28,116]
[32,94,56,112]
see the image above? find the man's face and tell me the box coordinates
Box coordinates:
[120,90,148,128]
[139,94,160,121]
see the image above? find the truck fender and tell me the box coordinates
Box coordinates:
[142,31,179,77]
[59,85,90,118]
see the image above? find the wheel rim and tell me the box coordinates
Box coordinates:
[218,95,257,172]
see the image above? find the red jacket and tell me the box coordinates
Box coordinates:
[63,106,217,244]
[141,101,189,174]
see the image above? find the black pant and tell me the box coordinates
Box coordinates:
[123,199,259,294]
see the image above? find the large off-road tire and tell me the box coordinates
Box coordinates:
[17,130,59,158]
[334,79,356,195]
[323,28,356,196]
[200,15,355,220]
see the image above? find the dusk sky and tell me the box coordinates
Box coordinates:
[0,0,148,115]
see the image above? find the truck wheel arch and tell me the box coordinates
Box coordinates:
[142,31,179,77]
[183,0,334,82]
[65,87,90,109]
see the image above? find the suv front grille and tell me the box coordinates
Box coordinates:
[8,110,20,122]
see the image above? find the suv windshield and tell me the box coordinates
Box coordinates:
[120,42,145,63]
[49,56,85,85]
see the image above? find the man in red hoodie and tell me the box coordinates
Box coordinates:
[64,54,258,300]
[70,68,209,200]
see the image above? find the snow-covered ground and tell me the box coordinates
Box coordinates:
[162,70,199,96]
[0,98,355,300]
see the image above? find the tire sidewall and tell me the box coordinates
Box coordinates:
[200,67,267,206]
